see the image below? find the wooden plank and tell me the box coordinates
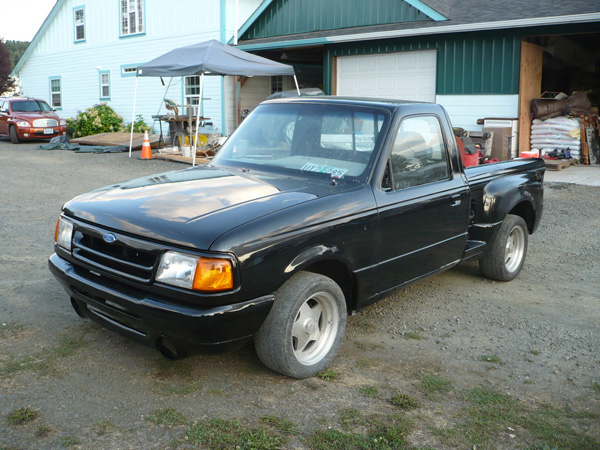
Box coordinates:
[543,158,575,171]
[153,154,211,165]
[71,132,160,149]
[518,41,543,155]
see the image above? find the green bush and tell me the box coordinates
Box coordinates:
[125,114,150,133]
[68,103,124,138]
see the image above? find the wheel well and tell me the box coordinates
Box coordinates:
[509,201,534,233]
[303,260,355,313]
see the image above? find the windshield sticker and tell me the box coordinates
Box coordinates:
[301,163,348,179]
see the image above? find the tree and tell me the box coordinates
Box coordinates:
[0,39,16,95]
[6,40,30,69]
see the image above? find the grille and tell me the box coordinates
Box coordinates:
[72,224,160,283]
[33,118,58,127]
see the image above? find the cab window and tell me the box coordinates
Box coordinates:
[388,115,450,190]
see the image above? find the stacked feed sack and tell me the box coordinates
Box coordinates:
[530,117,581,160]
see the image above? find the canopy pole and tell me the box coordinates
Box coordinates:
[129,76,139,157]
[222,76,228,137]
[293,75,300,96]
[192,72,205,166]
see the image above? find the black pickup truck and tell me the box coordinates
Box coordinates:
[49,97,544,378]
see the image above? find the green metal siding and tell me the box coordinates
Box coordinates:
[243,0,430,40]
[325,31,522,95]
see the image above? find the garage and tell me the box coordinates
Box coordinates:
[335,50,437,102]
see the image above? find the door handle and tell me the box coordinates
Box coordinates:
[450,194,462,207]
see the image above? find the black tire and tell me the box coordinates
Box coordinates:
[254,271,347,378]
[480,214,528,281]
[9,126,20,144]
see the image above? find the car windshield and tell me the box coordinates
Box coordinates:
[212,102,390,182]
[11,100,52,112]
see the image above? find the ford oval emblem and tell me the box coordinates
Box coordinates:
[103,233,117,244]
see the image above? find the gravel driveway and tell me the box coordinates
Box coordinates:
[1,139,599,450]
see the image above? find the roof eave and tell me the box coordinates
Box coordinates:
[237,12,600,51]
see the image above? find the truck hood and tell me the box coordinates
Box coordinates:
[63,166,338,249]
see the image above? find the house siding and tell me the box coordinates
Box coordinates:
[243,0,431,40]
[15,0,262,134]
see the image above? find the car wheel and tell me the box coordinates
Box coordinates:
[9,126,20,144]
[480,214,528,281]
[254,271,347,378]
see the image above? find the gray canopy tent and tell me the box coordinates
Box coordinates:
[129,39,298,165]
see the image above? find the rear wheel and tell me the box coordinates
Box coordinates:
[254,271,347,378]
[480,214,528,281]
[9,126,20,144]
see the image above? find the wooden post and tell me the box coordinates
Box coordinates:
[518,41,543,155]
[581,116,590,165]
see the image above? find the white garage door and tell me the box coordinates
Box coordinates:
[336,50,437,102]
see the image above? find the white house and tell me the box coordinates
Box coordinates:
[11,0,265,135]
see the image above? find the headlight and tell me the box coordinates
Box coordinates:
[16,121,30,127]
[54,217,73,251]
[156,251,233,292]
[60,119,67,126]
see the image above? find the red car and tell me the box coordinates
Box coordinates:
[0,97,67,144]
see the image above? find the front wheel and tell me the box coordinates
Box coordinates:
[480,214,528,281]
[254,271,347,378]
[9,126,20,144]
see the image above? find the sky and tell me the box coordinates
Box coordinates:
[1,0,57,42]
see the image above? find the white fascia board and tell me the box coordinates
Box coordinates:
[235,12,600,52]
[326,13,600,44]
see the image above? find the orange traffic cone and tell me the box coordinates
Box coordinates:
[140,130,152,159]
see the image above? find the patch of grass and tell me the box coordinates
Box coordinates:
[152,381,200,396]
[7,407,38,425]
[530,349,541,356]
[317,368,340,381]
[390,393,420,410]
[352,320,377,334]
[355,358,373,369]
[306,413,412,450]
[92,420,116,436]
[35,424,53,438]
[360,385,380,399]
[260,415,298,436]
[153,359,195,381]
[419,374,453,396]
[1,335,87,377]
[58,435,80,447]
[0,322,24,338]
[591,381,600,394]
[479,354,501,363]
[403,332,425,340]
[145,407,188,427]
[338,408,369,431]
[439,386,600,450]
[353,341,384,351]
[185,418,284,450]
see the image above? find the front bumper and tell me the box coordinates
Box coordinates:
[48,253,274,349]
[18,126,67,139]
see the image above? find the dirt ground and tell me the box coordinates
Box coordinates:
[1,139,599,450]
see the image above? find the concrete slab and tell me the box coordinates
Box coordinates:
[544,164,600,186]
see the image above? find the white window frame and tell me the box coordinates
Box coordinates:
[99,71,111,100]
[74,6,85,42]
[121,0,144,36]
[184,75,201,116]
[49,77,62,109]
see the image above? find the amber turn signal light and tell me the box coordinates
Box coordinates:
[192,258,234,292]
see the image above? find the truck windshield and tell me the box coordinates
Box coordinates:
[212,102,390,182]
[11,100,52,112]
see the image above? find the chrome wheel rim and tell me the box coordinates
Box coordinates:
[291,292,339,366]
[505,225,525,273]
